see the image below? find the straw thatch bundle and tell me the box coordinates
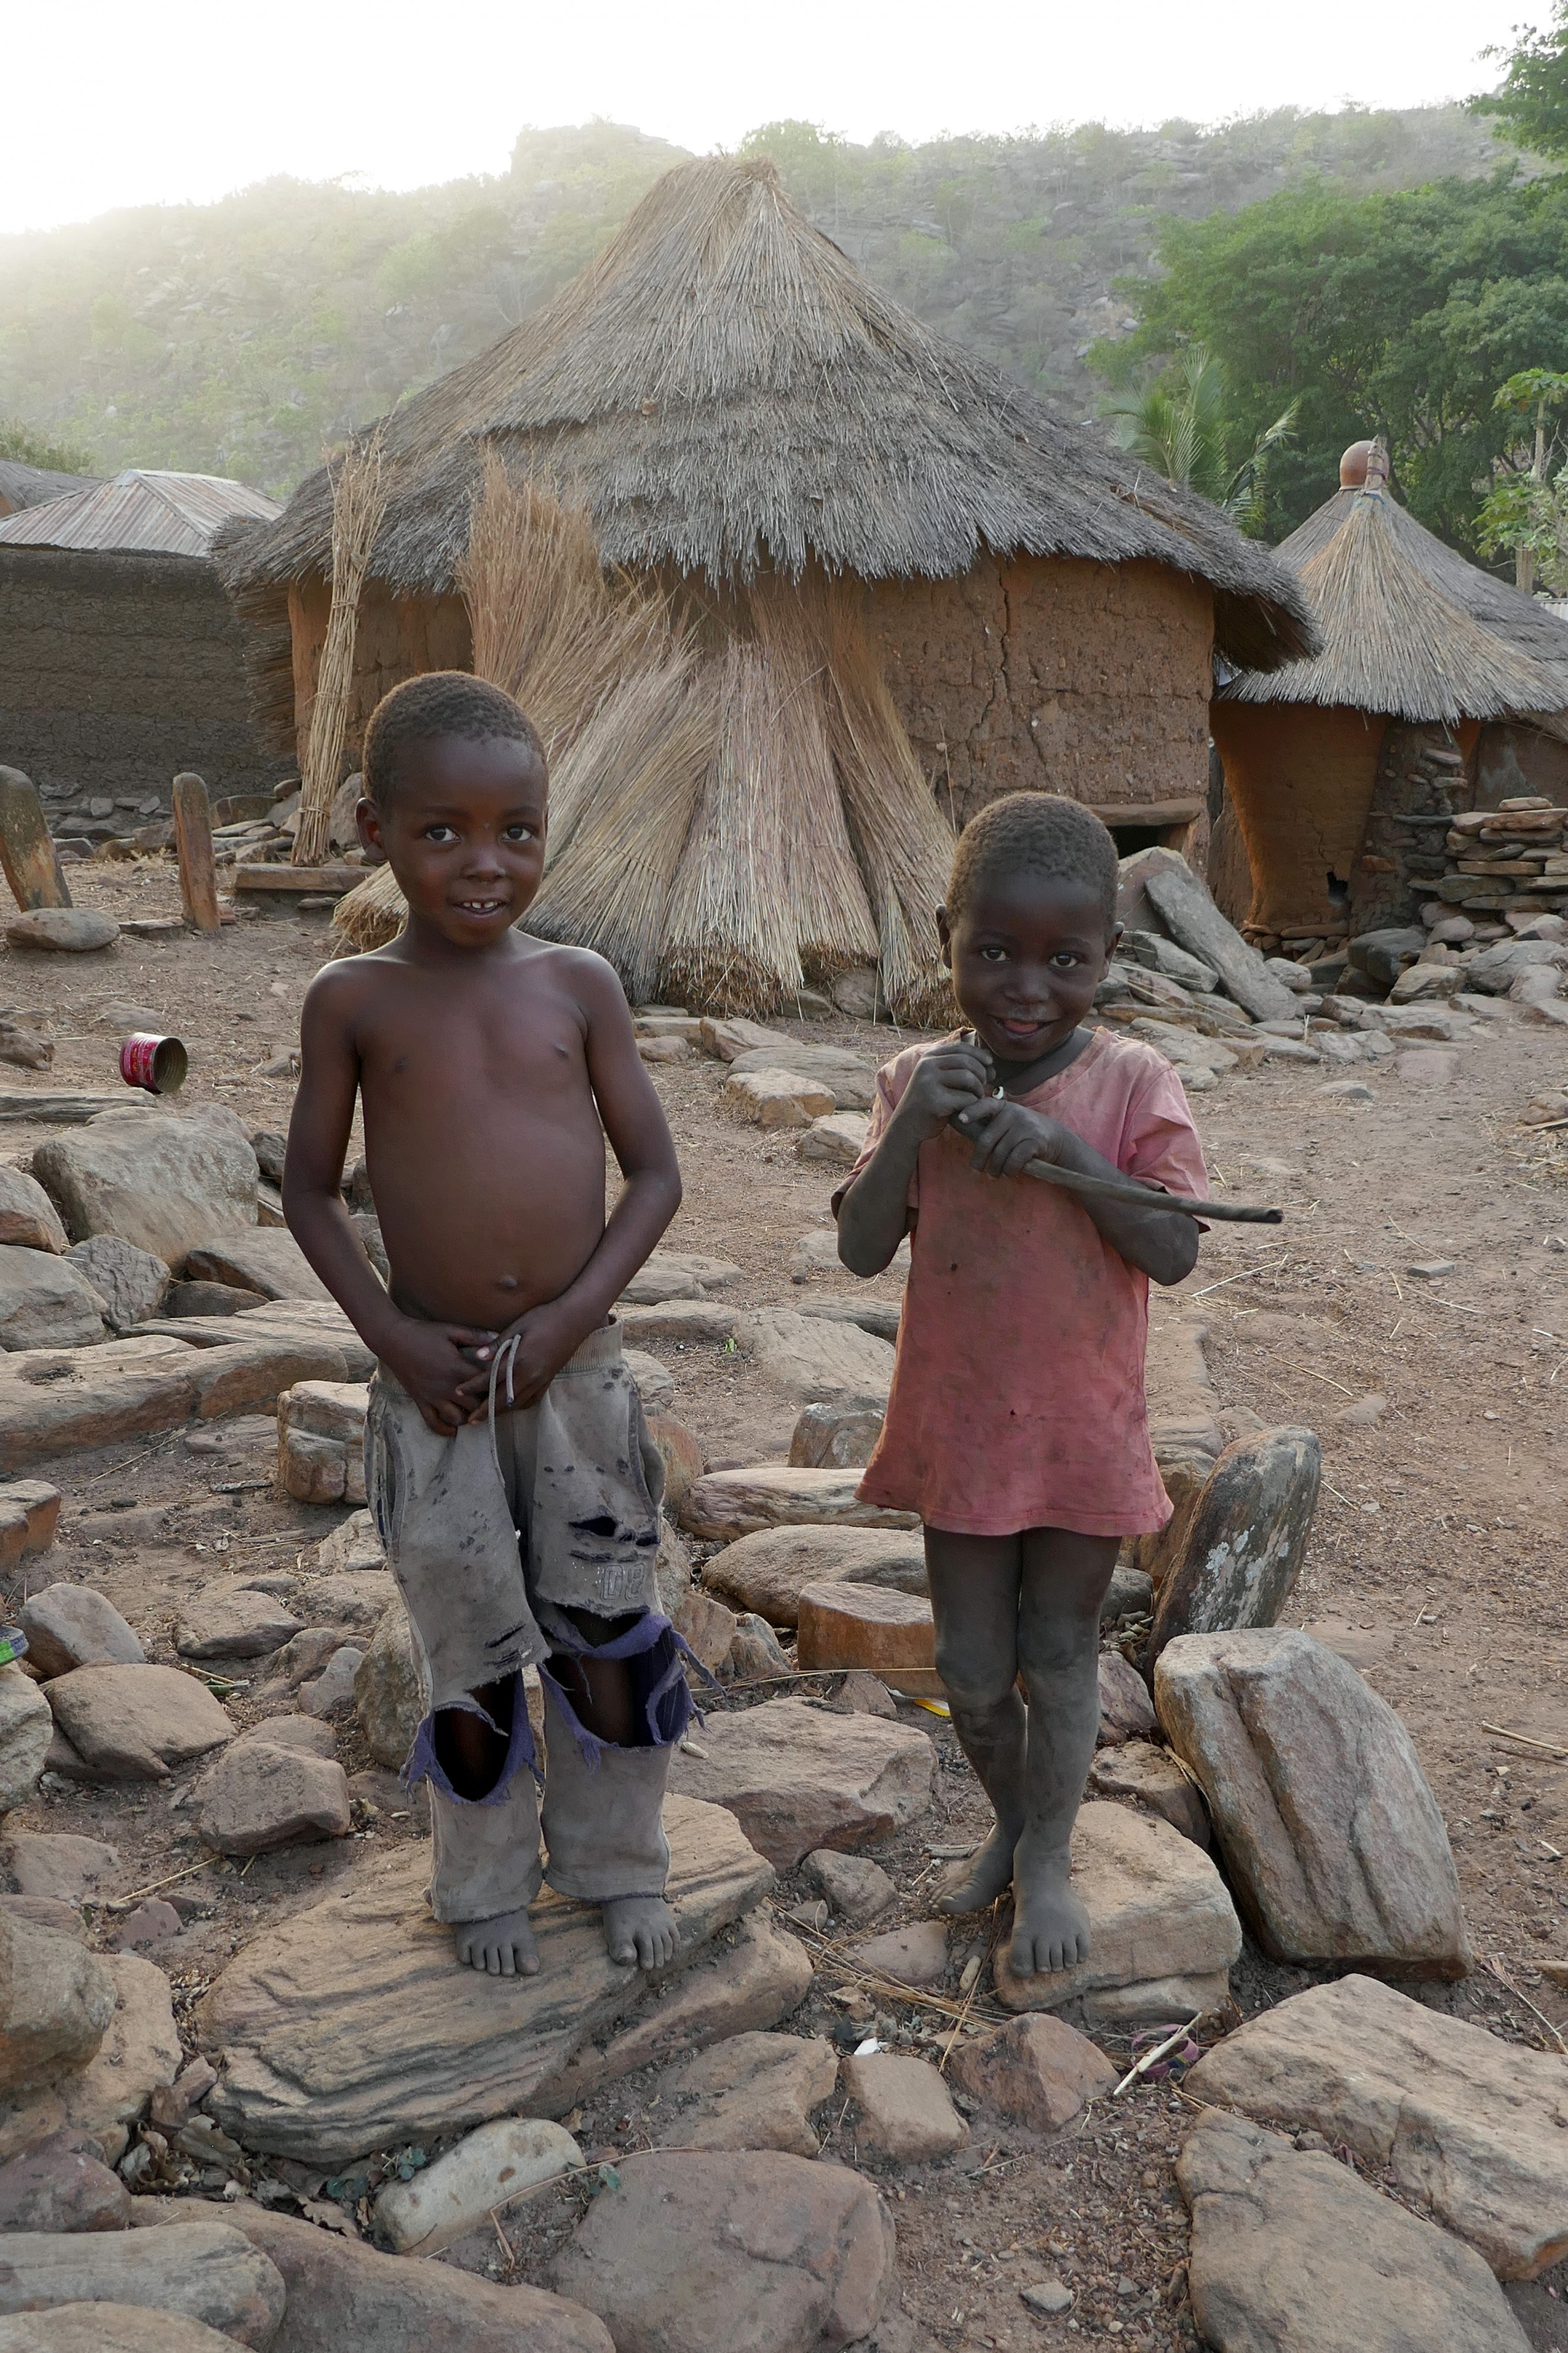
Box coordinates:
[295,430,386,866]
[1224,441,1568,725]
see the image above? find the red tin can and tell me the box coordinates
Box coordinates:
[120,1032,189,1095]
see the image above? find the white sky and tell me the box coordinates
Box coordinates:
[1,0,1530,237]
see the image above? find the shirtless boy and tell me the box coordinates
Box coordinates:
[284,671,686,1979]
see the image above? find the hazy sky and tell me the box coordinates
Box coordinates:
[2,0,1530,236]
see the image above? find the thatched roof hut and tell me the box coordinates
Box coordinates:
[0,469,288,810]
[218,155,1314,1011]
[0,459,100,518]
[1213,439,1568,946]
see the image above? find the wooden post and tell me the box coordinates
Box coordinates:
[172,772,221,934]
[0,768,71,912]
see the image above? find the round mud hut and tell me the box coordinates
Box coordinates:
[217,154,1313,1016]
[1212,439,1568,955]
[0,468,289,812]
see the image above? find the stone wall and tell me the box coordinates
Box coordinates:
[0,548,291,807]
[865,555,1215,829]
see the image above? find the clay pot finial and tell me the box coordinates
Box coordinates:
[1339,439,1374,488]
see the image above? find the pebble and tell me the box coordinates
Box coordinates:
[1020,2279,1075,2315]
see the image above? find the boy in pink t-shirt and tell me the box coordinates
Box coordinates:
[835,793,1209,1981]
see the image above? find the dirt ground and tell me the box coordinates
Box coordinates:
[5,852,1568,2351]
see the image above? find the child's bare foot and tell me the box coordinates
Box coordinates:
[455,1907,539,1977]
[603,1894,677,1970]
[1009,1855,1092,1977]
[934,1823,1018,1915]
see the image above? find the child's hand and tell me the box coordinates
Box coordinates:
[453,1297,584,1419]
[893,1041,992,1141]
[380,1315,502,1435]
[953,1097,1074,1181]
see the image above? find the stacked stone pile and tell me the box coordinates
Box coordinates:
[1428,795,1568,924]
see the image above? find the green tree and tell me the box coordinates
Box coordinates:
[1476,366,1568,588]
[1100,343,1297,530]
[1473,5,1568,159]
[0,416,94,474]
[1090,174,1568,548]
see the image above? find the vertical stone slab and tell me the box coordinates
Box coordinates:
[172,772,221,935]
[0,769,71,912]
[1146,1426,1321,1672]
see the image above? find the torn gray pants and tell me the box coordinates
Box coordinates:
[364,1321,687,1925]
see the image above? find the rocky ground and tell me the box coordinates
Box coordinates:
[1,852,1567,2353]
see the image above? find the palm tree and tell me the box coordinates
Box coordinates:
[1102,345,1298,533]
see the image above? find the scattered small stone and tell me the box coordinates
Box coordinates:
[42,1664,233,1781]
[373,2116,582,2255]
[797,1581,936,1695]
[1096,1648,1156,1743]
[32,1104,258,1267]
[1087,1737,1209,1847]
[1019,2279,1075,2315]
[725,1611,790,1682]
[0,2219,286,2345]
[0,1665,52,1810]
[0,1169,68,1255]
[802,1848,895,1924]
[842,2049,968,2158]
[787,1398,884,1469]
[853,1918,949,1987]
[795,1111,871,1165]
[702,1524,926,1627]
[19,1585,144,1678]
[108,1898,182,1953]
[1146,1427,1321,1672]
[828,1669,898,1719]
[1335,1391,1387,1428]
[949,2012,1117,2131]
[353,1602,422,1769]
[1,1832,120,1907]
[678,1466,916,1543]
[1406,1259,1454,1278]
[668,1695,933,1869]
[0,1907,117,2094]
[656,2031,839,2157]
[62,1235,168,1331]
[195,1737,352,1856]
[722,1067,836,1126]
[735,1308,895,1406]
[5,909,120,954]
[296,1645,366,1719]
[176,1587,303,1661]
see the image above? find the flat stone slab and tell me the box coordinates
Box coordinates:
[0,2221,285,2349]
[0,2304,255,2353]
[0,1333,351,1472]
[1155,1629,1470,1975]
[1179,2109,1531,2352]
[702,1525,926,1627]
[184,1230,332,1303]
[678,1467,918,1542]
[1187,1972,1568,2281]
[734,1309,895,1406]
[796,1582,938,1696]
[33,1105,258,1266]
[992,1801,1241,2026]
[176,1586,303,1661]
[19,1582,144,1676]
[668,1696,933,1868]
[198,1795,775,2162]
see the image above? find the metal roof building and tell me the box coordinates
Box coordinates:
[0,469,278,556]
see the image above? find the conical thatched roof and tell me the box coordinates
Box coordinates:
[218,156,1313,673]
[1221,442,1568,723]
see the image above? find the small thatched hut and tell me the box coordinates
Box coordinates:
[0,469,289,809]
[1212,440,1568,951]
[218,156,1313,1011]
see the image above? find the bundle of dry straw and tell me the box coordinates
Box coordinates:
[296,429,386,868]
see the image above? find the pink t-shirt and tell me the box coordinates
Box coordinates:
[835,1028,1209,1539]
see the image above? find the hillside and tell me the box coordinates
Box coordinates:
[0,105,1522,499]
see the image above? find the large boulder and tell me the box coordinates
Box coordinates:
[1146,1428,1321,1671]
[0,1910,115,2094]
[735,1309,895,1407]
[0,1252,107,1351]
[42,1666,233,1782]
[1154,1628,1470,1975]
[196,1796,777,2162]
[199,2199,613,2353]
[0,1665,52,1811]
[0,2307,251,2353]
[0,2221,286,2348]
[33,1108,259,1266]
[183,1232,332,1304]
[63,1237,168,1332]
[545,2150,896,2353]
[702,1525,926,1627]
[0,1171,67,1255]
[1178,2108,1531,2352]
[668,1696,932,1868]
[992,1802,1241,2026]
[1186,1972,1568,2281]
[0,1951,181,2165]
[19,1586,144,1678]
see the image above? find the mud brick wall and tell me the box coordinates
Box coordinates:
[0,548,291,806]
[288,579,472,771]
[865,556,1214,826]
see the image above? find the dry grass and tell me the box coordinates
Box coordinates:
[295,428,386,866]
[823,580,956,1026]
[329,856,405,954]
[458,448,673,766]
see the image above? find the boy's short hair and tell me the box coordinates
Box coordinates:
[947,791,1120,933]
[361,671,545,808]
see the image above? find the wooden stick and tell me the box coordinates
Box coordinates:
[950,1108,1281,1224]
[172,772,221,934]
[0,766,71,911]
[1482,1722,1568,1760]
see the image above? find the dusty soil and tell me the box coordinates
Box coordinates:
[5,853,1568,2351]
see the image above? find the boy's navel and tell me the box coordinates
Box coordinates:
[499,1275,519,1291]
